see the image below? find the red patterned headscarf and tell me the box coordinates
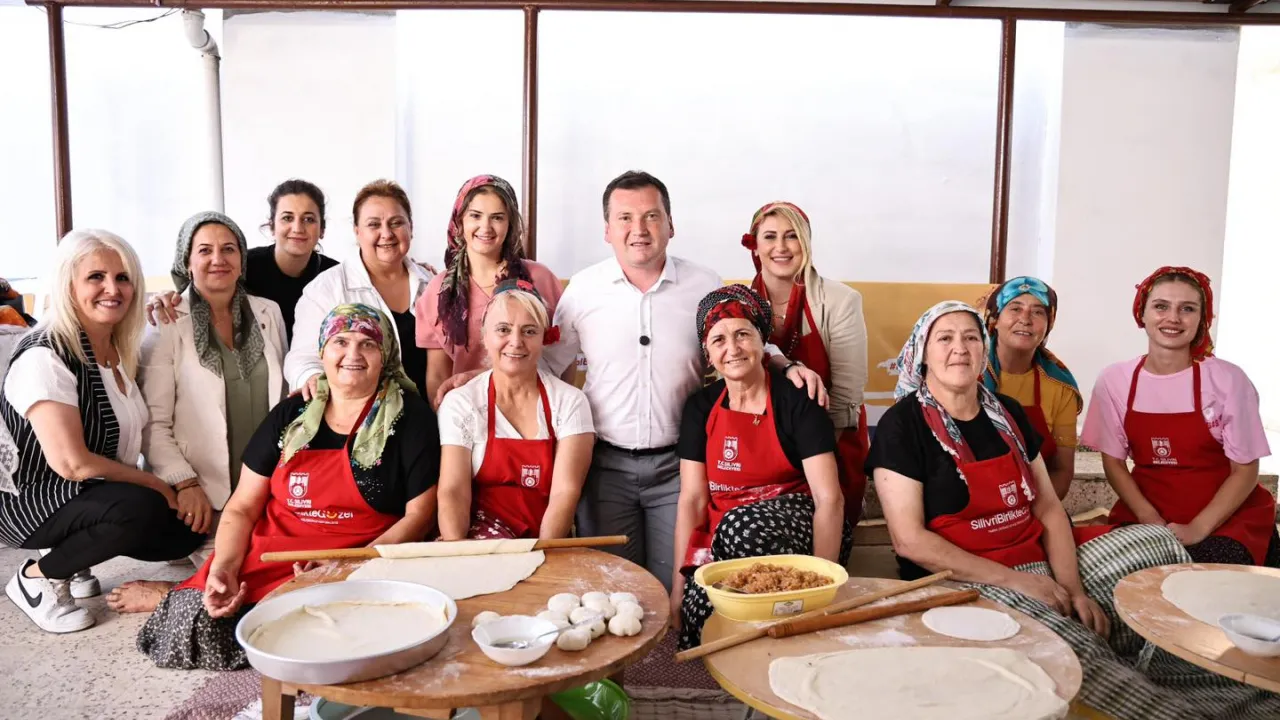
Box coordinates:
[696,284,773,348]
[740,201,811,274]
[1132,266,1215,361]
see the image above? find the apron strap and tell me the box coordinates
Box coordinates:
[1033,365,1042,408]
[487,374,559,443]
[1191,361,1203,415]
[1125,356,1146,415]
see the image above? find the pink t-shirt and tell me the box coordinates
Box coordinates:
[1080,356,1270,465]
[414,260,564,375]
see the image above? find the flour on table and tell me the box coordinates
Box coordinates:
[922,606,1020,642]
[1161,570,1280,626]
[769,646,1067,720]
[348,550,546,600]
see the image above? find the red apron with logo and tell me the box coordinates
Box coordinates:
[177,401,401,604]
[928,436,1048,569]
[783,301,869,524]
[682,379,810,570]
[469,377,556,540]
[1110,359,1275,565]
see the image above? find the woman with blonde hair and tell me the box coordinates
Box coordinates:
[1,230,203,634]
[742,202,869,523]
[436,280,593,540]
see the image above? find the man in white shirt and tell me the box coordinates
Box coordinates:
[541,171,826,590]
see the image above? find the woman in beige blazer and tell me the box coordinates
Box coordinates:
[107,212,287,614]
[742,202,869,524]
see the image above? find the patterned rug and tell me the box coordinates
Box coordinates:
[167,631,733,720]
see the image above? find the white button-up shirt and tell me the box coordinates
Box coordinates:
[543,255,727,450]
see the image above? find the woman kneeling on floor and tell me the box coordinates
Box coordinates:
[138,303,440,670]
[435,280,594,541]
[869,301,1280,720]
[2,230,205,634]
[672,285,851,650]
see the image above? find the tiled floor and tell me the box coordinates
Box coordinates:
[0,545,214,720]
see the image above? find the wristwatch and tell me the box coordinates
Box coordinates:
[783,360,805,373]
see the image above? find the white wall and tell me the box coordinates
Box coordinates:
[222,11,398,265]
[1219,28,1280,463]
[1050,24,1241,412]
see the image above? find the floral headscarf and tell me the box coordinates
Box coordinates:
[280,303,417,470]
[1132,266,1215,362]
[980,276,1082,412]
[437,175,531,350]
[890,301,1036,497]
[695,284,773,351]
[171,211,265,379]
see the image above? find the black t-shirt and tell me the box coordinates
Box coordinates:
[242,392,440,515]
[391,309,428,400]
[678,368,836,469]
[245,246,339,344]
[865,391,1042,579]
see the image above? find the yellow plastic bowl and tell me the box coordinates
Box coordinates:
[693,554,849,622]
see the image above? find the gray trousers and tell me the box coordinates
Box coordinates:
[575,445,680,592]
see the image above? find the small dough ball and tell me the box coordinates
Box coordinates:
[583,595,616,620]
[609,592,637,607]
[608,614,642,637]
[537,609,570,630]
[471,611,502,628]
[569,607,607,639]
[614,601,644,622]
[548,593,581,615]
[569,606,600,625]
[581,591,609,606]
[556,627,592,651]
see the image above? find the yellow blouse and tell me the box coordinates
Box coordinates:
[998,368,1080,450]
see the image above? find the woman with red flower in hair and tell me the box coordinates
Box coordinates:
[1082,267,1278,567]
[435,280,594,541]
[671,285,851,649]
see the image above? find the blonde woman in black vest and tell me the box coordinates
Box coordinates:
[0,230,203,634]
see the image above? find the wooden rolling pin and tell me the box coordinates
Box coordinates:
[766,588,980,638]
[674,570,953,663]
[258,535,627,563]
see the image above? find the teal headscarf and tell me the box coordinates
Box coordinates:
[980,276,1082,411]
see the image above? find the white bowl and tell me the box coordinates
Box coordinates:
[471,615,557,667]
[236,579,457,685]
[1219,613,1280,658]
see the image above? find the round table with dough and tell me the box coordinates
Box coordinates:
[699,578,1088,720]
[256,548,669,720]
[1114,562,1280,694]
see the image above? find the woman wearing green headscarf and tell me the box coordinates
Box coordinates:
[136,303,440,671]
[109,212,290,615]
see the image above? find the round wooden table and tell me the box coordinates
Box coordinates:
[700,578,1085,720]
[257,548,670,720]
[1114,562,1280,693]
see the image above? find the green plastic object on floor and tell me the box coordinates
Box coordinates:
[549,679,630,720]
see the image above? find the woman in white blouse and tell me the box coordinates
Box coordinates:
[0,230,203,634]
[436,281,594,540]
[106,212,289,614]
[285,179,434,400]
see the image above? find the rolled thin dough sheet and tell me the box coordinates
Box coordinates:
[348,550,546,600]
[248,601,445,661]
[923,606,1020,642]
[769,646,1067,720]
[375,538,537,558]
[1161,570,1280,626]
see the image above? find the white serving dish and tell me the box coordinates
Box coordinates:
[236,579,457,685]
[471,615,557,667]
[1219,613,1280,658]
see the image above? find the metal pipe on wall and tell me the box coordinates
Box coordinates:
[183,9,226,212]
[47,4,73,240]
[521,5,540,260]
[989,17,1016,284]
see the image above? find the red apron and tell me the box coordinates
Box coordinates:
[783,301,870,524]
[682,379,810,570]
[1110,359,1275,565]
[929,447,1048,569]
[177,400,401,604]
[468,376,556,540]
[1022,369,1059,462]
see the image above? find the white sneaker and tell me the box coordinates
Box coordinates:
[38,549,101,598]
[6,559,95,633]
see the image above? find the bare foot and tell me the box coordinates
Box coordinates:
[106,580,176,613]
